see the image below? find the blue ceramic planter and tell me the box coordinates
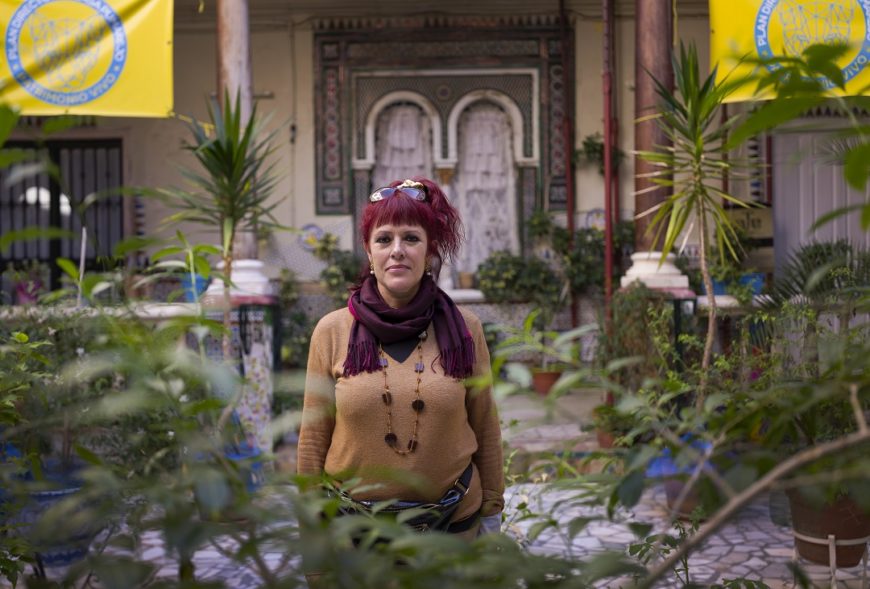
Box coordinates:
[180,273,211,302]
[225,441,264,493]
[6,461,101,568]
[703,272,765,297]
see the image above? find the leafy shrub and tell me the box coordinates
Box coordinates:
[477,250,561,311]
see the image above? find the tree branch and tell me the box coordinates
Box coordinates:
[639,429,870,589]
[849,384,867,434]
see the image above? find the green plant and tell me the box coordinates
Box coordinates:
[574,132,625,175]
[637,42,755,403]
[3,260,49,304]
[526,210,634,296]
[476,251,563,327]
[597,283,671,390]
[590,404,637,444]
[311,232,363,308]
[163,93,281,359]
[564,223,635,296]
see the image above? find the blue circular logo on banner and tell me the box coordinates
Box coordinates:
[755,0,870,86]
[5,0,127,106]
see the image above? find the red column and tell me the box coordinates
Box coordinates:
[216,0,253,121]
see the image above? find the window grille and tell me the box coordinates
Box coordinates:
[0,139,124,291]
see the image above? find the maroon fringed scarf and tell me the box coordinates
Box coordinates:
[343,274,475,379]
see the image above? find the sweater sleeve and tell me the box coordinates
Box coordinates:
[296,316,337,478]
[464,313,505,516]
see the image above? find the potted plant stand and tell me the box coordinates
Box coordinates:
[787,490,870,569]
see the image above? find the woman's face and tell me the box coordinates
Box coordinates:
[367,223,430,308]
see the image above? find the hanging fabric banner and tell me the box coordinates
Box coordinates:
[0,0,173,117]
[710,0,870,100]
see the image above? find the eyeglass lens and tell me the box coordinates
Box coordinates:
[369,187,426,202]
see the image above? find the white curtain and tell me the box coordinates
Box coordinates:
[452,103,518,274]
[372,103,433,189]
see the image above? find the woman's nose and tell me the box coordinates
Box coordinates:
[391,238,404,257]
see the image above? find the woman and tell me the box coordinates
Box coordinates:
[297,177,504,539]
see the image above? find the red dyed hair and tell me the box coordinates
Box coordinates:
[360,176,464,266]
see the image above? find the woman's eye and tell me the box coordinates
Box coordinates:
[404,235,420,242]
[375,236,391,244]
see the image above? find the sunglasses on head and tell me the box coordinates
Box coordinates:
[368,180,427,203]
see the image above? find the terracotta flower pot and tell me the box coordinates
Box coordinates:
[664,479,704,520]
[457,272,476,289]
[787,490,870,568]
[531,370,562,396]
[596,429,616,449]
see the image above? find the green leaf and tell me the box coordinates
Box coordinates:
[526,519,556,542]
[567,516,593,539]
[0,104,20,146]
[617,469,645,507]
[113,235,161,257]
[73,444,103,466]
[194,255,212,278]
[0,226,75,254]
[843,143,870,190]
[628,522,653,538]
[56,257,80,281]
[193,243,222,256]
[728,97,821,149]
[809,204,866,231]
[151,246,185,262]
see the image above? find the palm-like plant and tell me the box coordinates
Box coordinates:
[637,42,754,400]
[165,93,281,361]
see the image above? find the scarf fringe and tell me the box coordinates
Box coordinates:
[439,334,475,379]
[343,340,380,377]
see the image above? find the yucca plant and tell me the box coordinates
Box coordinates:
[637,42,754,401]
[164,92,281,361]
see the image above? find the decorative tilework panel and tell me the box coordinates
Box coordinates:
[186,307,275,453]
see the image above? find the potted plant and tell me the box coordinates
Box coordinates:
[589,404,637,449]
[3,261,49,305]
[636,42,755,406]
[163,92,282,361]
[574,132,626,175]
[754,239,870,567]
[311,232,364,308]
[477,250,566,394]
[0,309,118,570]
[159,93,286,461]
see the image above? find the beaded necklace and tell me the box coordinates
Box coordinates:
[378,332,426,454]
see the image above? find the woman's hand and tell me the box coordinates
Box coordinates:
[479,513,501,535]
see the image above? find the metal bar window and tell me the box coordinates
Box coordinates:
[0,139,124,297]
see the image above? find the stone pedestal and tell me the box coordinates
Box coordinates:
[201,259,272,302]
[620,251,690,293]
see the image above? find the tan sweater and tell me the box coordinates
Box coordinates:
[297,306,504,521]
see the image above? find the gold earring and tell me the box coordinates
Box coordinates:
[370,262,375,275]
[425,261,432,275]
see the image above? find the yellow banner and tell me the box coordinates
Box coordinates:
[710,0,870,100]
[0,0,173,117]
